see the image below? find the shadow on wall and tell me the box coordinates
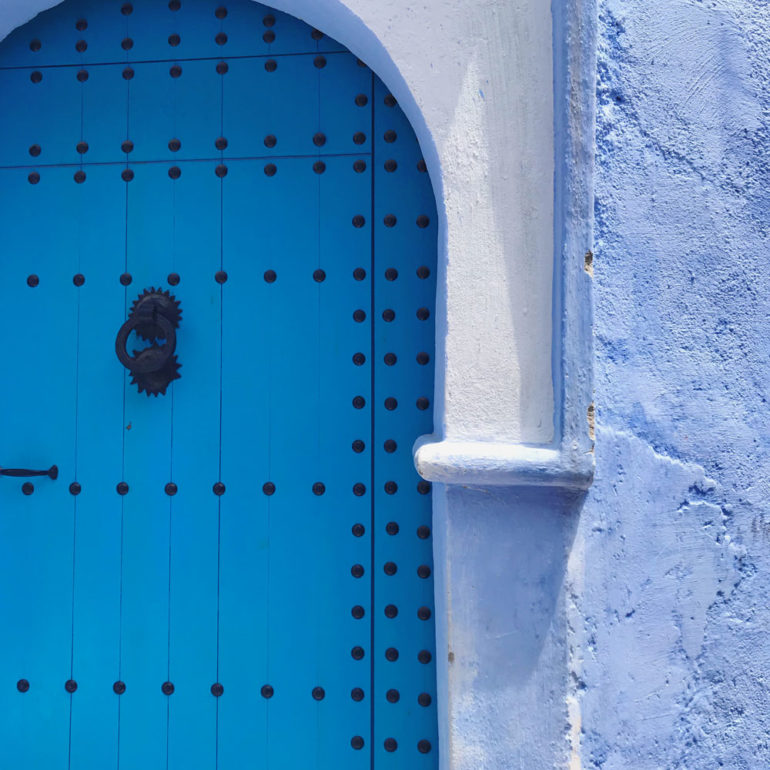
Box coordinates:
[439,484,583,766]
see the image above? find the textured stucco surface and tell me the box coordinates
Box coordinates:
[569,0,770,767]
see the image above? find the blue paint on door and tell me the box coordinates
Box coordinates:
[0,1,438,768]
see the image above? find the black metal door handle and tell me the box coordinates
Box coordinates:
[0,465,58,479]
[115,288,182,397]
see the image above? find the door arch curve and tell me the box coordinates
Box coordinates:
[0,1,439,767]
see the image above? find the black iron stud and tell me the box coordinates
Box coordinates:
[352,396,365,409]
[265,60,277,72]
[122,169,134,182]
[211,683,224,697]
[69,482,81,495]
[417,525,431,539]
[312,687,325,701]
[351,687,364,701]
[162,681,174,695]
[352,523,365,537]
[386,689,400,702]
[213,482,225,496]
[311,28,324,40]
[384,353,396,366]
[313,269,325,282]
[417,307,430,320]
[384,562,397,576]
[417,159,427,172]
[262,481,275,496]
[27,274,39,287]
[28,173,40,185]
[313,161,326,174]
[215,270,228,283]
[382,309,395,322]
[65,680,78,693]
[264,134,277,148]
[384,397,397,410]
[215,164,228,178]
[120,273,132,286]
[351,736,364,750]
[384,440,397,453]
[355,94,368,106]
[353,309,366,322]
[169,0,181,9]
[169,138,181,152]
[168,34,181,46]
[165,482,177,496]
[168,166,181,179]
[384,130,397,143]
[263,31,275,43]
[170,65,182,78]
[353,483,366,497]
[384,159,397,172]
[121,38,133,51]
[418,650,432,663]
[418,480,432,494]
[264,270,277,283]
[314,55,326,68]
[313,132,326,147]
[384,738,398,752]
[384,604,398,618]
[353,352,365,366]
[122,141,134,153]
[417,565,431,578]
[22,483,33,496]
[351,564,364,577]
[73,273,85,286]
[215,6,228,18]
[74,171,86,184]
[313,482,326,495]
[122,67,134,80]
[30,40,41,52]
[351,605,365,619]
[417,265,431,278]
[385,268,398,280]
[352,439,365,453]
[215,32,228,45]
[417,606,432,620]
[264,163,277,177]
[31,71,43,83]
[353,132,366,145]
[353,267,366,280]
[351,646,365,660]
[384,214,397,227]
[418,740,432,754]
[353,160,366,173]
[384,94,397,107]
[352,215,365,228]
[17,679,29,693]
[117,482,129,495]
[215,136,228,150]
[263,14,275,26]
[418,693,432,707]
[113,681,126,694]
[75,40,88,52]
[261,684,274,698]
[384,481,398,494]
[417,352,430,365]
[168,273,180,286]
[76,19,88,31]
[122,3,134,15]
[417,215,430,228]
[217,61,229,74]
[417,397,430,410]
[385,648,399,661]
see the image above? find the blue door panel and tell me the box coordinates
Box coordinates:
[0,2,438,768]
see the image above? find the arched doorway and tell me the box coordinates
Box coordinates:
[0,1,438,766]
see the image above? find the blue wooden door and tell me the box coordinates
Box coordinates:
[0,1,438,768]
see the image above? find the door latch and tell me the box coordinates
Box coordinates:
[0,465,58,479]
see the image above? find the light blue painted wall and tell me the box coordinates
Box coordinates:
[577,0,770,766]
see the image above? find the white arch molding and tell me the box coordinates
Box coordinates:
[0,1,597,766]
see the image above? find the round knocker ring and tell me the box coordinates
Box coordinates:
[115,313,176,374]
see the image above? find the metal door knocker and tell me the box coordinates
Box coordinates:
[115,288,182,396]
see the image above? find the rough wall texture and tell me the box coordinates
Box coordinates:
[573,0,770,767]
